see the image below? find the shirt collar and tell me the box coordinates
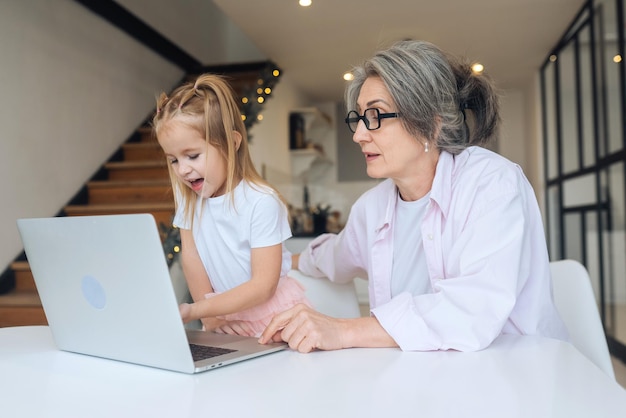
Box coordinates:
[374,147,474,232]
[425,147,474,218]
[375,179,397,235]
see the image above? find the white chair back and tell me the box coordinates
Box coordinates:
[289,269,361,319]
[550,259,615,378]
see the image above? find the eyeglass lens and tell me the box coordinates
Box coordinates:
[346,108,382,133]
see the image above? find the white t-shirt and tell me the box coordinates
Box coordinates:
[391,191,430,297]
[173,181,292,293]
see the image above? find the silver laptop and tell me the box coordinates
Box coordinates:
[16,214,287,374]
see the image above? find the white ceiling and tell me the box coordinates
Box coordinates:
[213,0,586,102]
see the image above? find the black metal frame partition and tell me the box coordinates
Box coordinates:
[541,0,626,362]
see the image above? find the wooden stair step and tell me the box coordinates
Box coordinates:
[0,291,46,327]
[63,202,175,228]
[87,179,172,204]
[104,160,169,180]
[122,142,164,161]
[10,261,36,292]
[137,126,154,143]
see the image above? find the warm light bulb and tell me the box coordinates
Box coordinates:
[257,88,263,94]
[241,97,249,104]
[549,55,557,62]
[299,0,312,6]
[273,69,280,77]
[343,72,354,81]
[265,87,272,94]
[613,54,622,63]
[257,97,265,103]
[241,115,246,121]
[257,114,263,121]
[173,245,180,253]
[471,63,484,74]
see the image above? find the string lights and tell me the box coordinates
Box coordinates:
[239,61,282,131]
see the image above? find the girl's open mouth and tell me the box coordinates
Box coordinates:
[190,178,204,191]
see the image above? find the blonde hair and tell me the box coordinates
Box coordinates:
[152,74,284,224]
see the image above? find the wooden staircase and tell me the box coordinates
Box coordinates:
[0,61,282,328]
[0,127,172,327]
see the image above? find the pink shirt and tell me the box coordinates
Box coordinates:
[299,147,568,351]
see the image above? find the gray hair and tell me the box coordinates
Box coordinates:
[345,40,500,154]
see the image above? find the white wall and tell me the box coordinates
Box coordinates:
[0,0,184,271]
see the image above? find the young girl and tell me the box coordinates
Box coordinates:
[152,74,310,337]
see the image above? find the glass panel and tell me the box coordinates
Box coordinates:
[593,3,609,159]
[578,27,596,168]
[543,62,558,180]
[605,162,626,344]
[564,212,583,261]
[585,211,601,304]
[601,0,623,154]
[562,174,597,207]
[559,41,580,174]
[547,185,562,259]
[601,204,615,335]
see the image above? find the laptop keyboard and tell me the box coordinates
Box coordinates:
[189,343,237,362]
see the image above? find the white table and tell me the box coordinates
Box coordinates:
[1,326,625,418]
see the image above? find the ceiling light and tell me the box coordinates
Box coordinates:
[471,63,484,74]
[343,72,354,81]
[299,0,312,6]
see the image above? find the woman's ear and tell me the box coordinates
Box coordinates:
[232,130,243,150]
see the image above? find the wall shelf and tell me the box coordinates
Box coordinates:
[290,148,332,180]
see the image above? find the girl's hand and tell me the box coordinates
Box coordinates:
[179,303,193,323]
[212,320,256,337]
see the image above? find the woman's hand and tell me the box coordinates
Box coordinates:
[259,304,347,353]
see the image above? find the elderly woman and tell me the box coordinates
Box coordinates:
[260,40,568,352]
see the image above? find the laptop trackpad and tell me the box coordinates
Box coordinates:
[186,329,285,352]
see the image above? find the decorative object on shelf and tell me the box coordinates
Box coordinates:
[289,107,331,150]
[312,203,331,235]
[289,107,333,182]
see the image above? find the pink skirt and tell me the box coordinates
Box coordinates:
[205,275,312,337]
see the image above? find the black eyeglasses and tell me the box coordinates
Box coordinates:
[344,108,400,133]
